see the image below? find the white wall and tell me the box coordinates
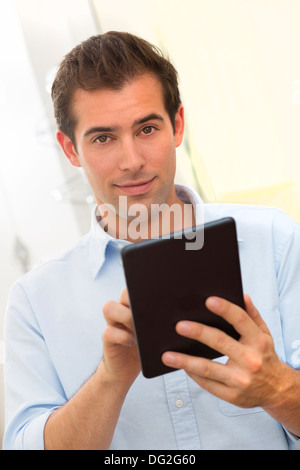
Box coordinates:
[151,0,300,221]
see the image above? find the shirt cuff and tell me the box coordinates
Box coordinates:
[22,408,58,450]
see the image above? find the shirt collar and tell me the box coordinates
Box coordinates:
[89,183,205,278]
[89,205,130,278]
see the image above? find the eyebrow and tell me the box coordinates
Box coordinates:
[83,113,164,138]
[133,113,164,127]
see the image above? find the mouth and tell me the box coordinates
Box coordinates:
[114,177,156,196]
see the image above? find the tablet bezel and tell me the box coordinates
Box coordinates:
[121,217,244,378]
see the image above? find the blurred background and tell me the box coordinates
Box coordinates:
[1,0,300,447]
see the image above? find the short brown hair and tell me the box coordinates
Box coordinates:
[51,31,181,147]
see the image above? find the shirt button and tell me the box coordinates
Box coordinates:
[176,398,184,408]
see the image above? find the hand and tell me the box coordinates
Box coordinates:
[101,288,140,388]
[162,295,289,410]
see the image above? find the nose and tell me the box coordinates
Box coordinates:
[119,137,145,172]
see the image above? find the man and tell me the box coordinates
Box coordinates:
[3,32,300,450]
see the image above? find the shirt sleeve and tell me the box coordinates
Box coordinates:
[275,217,300,449]
[276,221,300,370]
[3,281,66,450]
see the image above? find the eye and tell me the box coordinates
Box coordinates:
[94,135,111,144]
[141,126,156,136]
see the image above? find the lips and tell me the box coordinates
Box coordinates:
[115,177,156,196]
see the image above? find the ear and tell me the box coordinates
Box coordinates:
[174,104,185,147]
[56,130,81,168]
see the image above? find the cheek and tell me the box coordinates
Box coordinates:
[82,152,112,182]
[80,158,113,199]
[157,139,177,173]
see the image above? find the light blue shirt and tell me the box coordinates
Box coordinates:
[3,185,300,450]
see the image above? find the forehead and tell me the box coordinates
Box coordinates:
[72,74,166,132]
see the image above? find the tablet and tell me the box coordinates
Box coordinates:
[121,217,244,378]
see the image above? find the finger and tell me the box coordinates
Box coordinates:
[103,300,134,332]
[119,288,130,307]
[243,294,271,335]
[162,351,224,379]
[175,320,244,362]
[103,324,136,347]
[205,296,260,340]
[162,351,247,389]
[186,375,232,403]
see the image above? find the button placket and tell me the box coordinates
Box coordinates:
[176,397,184,408]
[163,370,201,450]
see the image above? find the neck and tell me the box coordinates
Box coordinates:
[97,195,196,243]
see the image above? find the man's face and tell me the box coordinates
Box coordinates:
[58,74,184,222]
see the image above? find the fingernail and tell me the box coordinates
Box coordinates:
[177,321,191,334]
[163,352,176,365]
[206,297,220,309]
